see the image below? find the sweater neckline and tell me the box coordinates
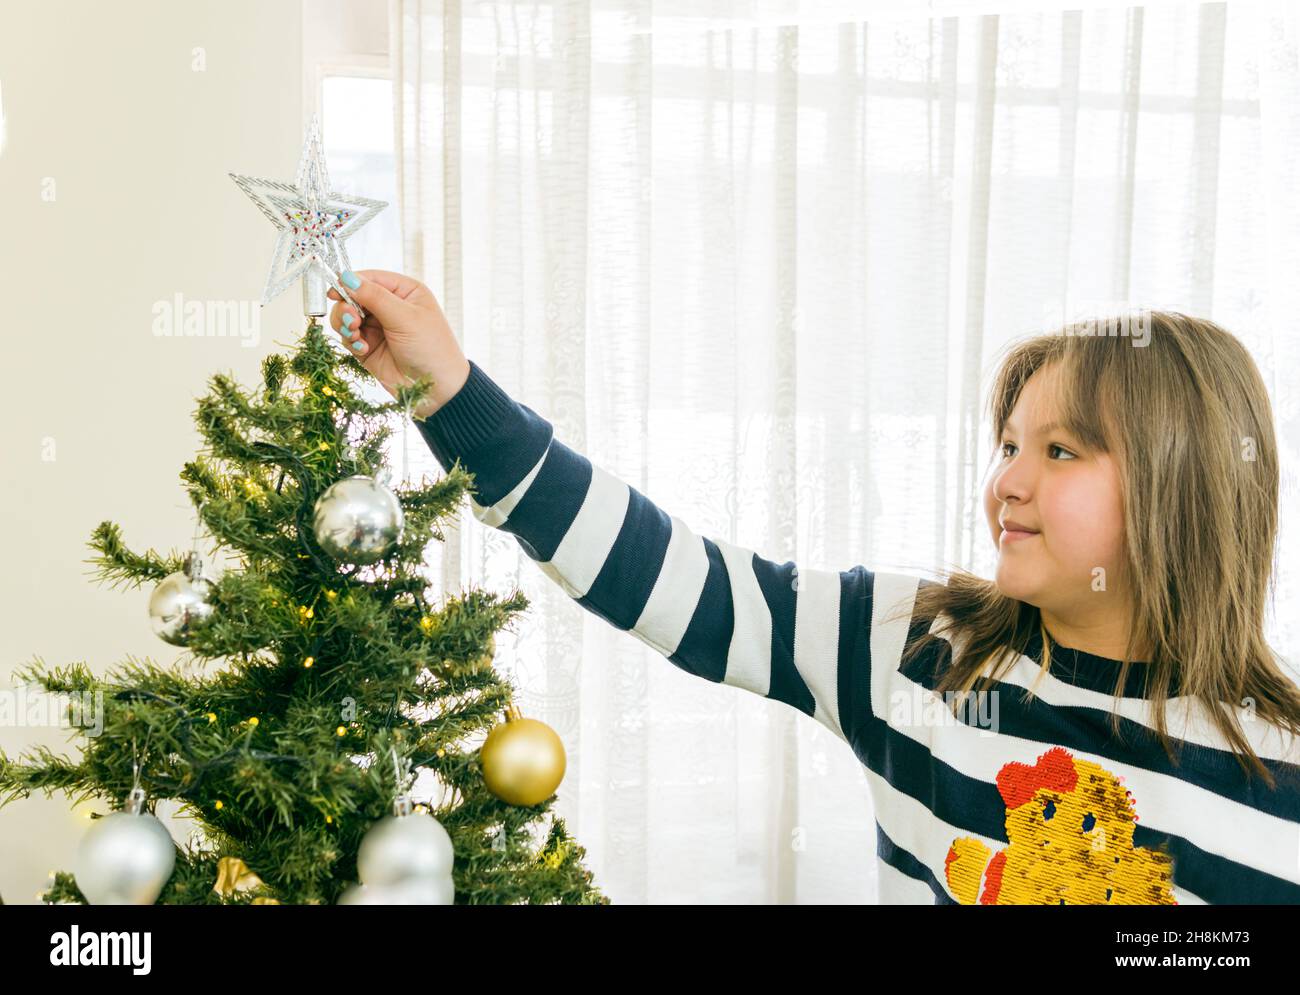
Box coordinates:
[1022,627,1172,700]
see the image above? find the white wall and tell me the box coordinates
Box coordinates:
[0,0,303,904]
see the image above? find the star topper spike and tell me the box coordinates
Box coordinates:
[230,115,387,321]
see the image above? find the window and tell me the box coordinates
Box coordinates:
[320,74,401,274]
[319,73,441,489]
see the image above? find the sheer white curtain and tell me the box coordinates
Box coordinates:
[389,0,1300,903]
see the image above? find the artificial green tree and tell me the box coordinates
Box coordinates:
[0,321,607,905]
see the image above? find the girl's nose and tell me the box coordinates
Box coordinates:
[993,458,1034,505]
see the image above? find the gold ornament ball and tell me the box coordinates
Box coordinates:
[480,706,565,807]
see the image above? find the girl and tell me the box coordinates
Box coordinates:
[328,269,1300,904]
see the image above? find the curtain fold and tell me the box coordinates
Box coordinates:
[391,0,1300,903]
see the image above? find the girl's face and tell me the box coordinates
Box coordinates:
[981,364,1129,627]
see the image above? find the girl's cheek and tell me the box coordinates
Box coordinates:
[1050,483,1123,573]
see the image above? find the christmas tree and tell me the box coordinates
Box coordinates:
[0,121,607,906]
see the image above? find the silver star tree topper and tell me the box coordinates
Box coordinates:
[230,115,387,319]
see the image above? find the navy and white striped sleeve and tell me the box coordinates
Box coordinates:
[415,359,883,754]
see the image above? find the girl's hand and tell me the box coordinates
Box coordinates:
[326,269,471,420]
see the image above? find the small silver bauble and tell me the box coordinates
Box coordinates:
[312,474,405,565]
[148,551,215,645]
[74,788,176,905]
[356,810,455,886]
[337,875,453,906]
[337,882,387,905]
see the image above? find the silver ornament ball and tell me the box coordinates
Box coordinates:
[148,555,215,646]
[338,874,453,906]
[74,809,176,905]
[337,882,388,905]
[356,812,454,887]
[312,475,405,565]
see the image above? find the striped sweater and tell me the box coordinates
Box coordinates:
[416,359,1300,904]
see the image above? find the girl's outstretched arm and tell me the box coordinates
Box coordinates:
[320,268,918,762]
[416,358,921,760]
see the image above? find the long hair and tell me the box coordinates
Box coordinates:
[883,310,1300,789]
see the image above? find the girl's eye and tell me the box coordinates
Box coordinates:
[999,442,1075,460]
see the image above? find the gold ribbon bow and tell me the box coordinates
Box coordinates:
[214,857,279,904]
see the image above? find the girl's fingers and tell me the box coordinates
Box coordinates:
[330,302,365,340]
[328,299,381,357]
[349,269,426,301]
[328,299,347,332]
[347,323,379,356]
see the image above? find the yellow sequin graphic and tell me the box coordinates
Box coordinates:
[944,746,1177,905]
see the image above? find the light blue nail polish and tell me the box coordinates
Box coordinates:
[342,271,361,290]
[342,312,354,328]
[352,341,364,351]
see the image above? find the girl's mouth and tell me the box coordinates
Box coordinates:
[1000,528,1040,544]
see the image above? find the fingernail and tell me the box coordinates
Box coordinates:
[341,271,361,290]
[352,341,365,351]
[341,312,354,328]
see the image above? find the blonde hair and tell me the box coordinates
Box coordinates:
[885,310,1300,789]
